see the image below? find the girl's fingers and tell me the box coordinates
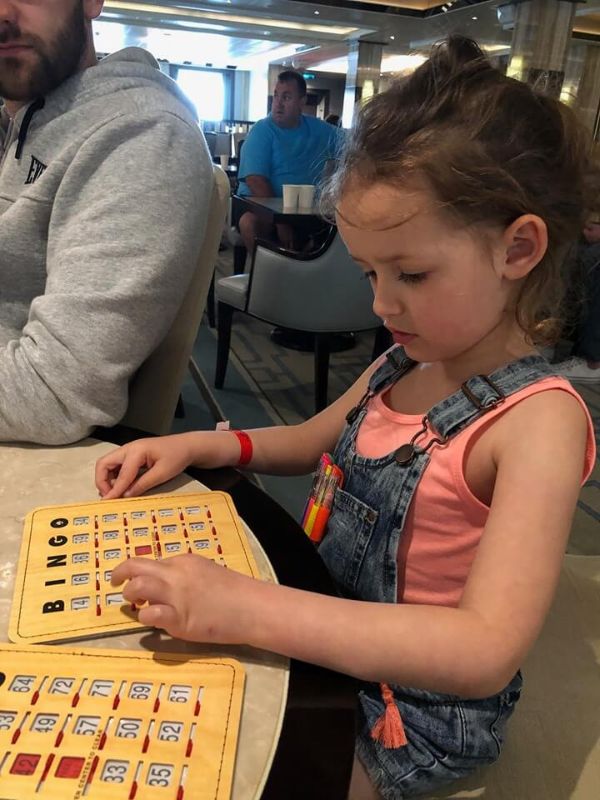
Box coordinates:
[122,463,171,498]
[111,556,163,586]
[101,455,149,499]
[137,603,178,633]
[121,573,171,607]
[95,453,125,496]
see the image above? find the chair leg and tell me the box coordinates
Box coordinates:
[372,325,392,361]
[314,334,331,413]
[233,244,247,274]
[207,274,216,328]
[215,302,234,389]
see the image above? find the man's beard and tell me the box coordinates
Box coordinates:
[0,3,87,102]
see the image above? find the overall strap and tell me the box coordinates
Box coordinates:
[345,346,416,427]
[428,354,556,440]
[368,346,416,395]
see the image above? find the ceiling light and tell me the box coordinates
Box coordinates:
[311,52,426,75]
[383,54,427,72]
[102,2,358,36]
[481,43,511,53]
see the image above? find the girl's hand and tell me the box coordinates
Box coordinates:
[95,434,197,499]
[111,555,258,644]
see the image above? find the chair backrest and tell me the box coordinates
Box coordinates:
[246,232,380,333]
[204,131,217,157]
[122,165,230,434]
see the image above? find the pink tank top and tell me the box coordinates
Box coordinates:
[355,377,596,607]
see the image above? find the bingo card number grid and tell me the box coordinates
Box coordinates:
[9,492,260,644]
[0,644,244,799]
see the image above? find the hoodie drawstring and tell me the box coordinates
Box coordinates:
[15,97,45,161]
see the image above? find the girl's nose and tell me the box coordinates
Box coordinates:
[372,283,404,320]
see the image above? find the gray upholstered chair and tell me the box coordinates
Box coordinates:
[214,229,384,412]
[122,165,229,434]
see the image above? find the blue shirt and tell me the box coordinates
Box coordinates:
[238,114,342,197]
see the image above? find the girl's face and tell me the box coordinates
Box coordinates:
[336,180,518,365]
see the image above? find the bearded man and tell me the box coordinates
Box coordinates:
[0,0,212,443]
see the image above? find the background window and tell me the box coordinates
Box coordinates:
[176,68,226,122]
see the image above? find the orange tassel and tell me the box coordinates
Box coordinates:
[370,682,408,749]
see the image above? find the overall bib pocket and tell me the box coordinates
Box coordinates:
[318,487,379,597]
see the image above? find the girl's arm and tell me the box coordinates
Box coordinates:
[95,357,375,498]
[111,388,589,698]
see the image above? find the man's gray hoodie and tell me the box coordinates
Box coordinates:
[0,48,212,444]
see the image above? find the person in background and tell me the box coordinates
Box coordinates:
[554,219,600,383]
[237,70,341,251]
[0,0,212,444]
[95,37,595,799]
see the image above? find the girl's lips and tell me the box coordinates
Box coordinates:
[390,330,416,345]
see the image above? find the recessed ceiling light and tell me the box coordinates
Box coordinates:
[314,10,320,14]
[472,16,478,20]
[390,35,395,40]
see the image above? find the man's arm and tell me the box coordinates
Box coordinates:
[238,120,274,196]
[244,174,274,197]
[0,112,213,444]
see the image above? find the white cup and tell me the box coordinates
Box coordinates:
[298,184,316,209]
[219,154,229,168]
[282,184,301,210]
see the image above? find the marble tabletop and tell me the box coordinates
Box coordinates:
[0,437,289,800]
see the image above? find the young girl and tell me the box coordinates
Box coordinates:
[96,37,597,799]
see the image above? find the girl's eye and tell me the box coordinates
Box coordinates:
[398,272,427,284]
[361,270,427,284]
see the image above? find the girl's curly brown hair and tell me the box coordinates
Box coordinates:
[322,36,600,344]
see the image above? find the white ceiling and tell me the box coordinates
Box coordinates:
[95,1,599,72]
[95,0,510,70]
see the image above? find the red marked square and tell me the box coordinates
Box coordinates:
[135,545,152,556]
[10,753,41,775]
[56,756,85,779]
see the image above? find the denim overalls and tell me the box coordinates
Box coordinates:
[318,346,556,799]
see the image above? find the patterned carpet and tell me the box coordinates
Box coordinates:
[190,248,600,551]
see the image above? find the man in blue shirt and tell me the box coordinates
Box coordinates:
[238,70,341,252]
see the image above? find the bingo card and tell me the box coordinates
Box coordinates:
[9,492,260,645]
[0,643,244,799]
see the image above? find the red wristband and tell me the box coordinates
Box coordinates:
[232,430,253,466]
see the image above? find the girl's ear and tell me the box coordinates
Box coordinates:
[501,214,548,280]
